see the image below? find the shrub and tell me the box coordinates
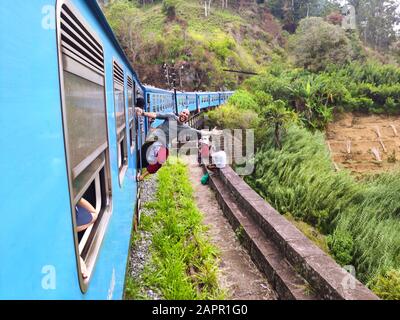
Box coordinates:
[253,90,273,110]
[162,0,178,19]
[326,11,343,26]
[326,230,354,266]
[369,269,400,300]
[227,90,259,111]
[205,103,259,130]
[208,35,236,62]
[338,61,400,86]
[263,100,298,149]
[246,125,360,232]
[289,17,354,72]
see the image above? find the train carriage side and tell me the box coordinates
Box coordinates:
[185,92,198,113]
[209,92,220,108]
[144,86,174,129]
[198,93,209,110]
[176,92,186,113]
[0,0,142,299]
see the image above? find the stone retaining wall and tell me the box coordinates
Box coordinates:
[214,165,378,300]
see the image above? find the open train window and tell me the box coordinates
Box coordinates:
[56,0,112,293]
[127,76,136,154]
[113,60,128,186]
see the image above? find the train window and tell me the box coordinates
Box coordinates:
[127,76,134,120]
[57,0,112,293]
[113,60,128,185]
[127,76,136,154]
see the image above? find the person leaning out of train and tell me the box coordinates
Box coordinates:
[135,107,222,146]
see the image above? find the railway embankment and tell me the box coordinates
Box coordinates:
[207,165,379,300]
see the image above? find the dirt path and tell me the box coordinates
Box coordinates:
[185,158,277,300]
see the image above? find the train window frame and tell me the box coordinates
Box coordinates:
[113,59,128,186]
[56,0,113,293]
[127,76,136,154]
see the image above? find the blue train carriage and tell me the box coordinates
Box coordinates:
[219,91,234,105]
[197,92,211,110]
[0,0,144,299]
[144,86,174,128]
[176,92,188,113]
[184,92,198,113]
[208,92,221,108]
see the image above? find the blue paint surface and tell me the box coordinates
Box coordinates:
[0,0,233,299]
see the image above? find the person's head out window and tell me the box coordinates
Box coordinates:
[136,97,145,109]
[178,109,190,124]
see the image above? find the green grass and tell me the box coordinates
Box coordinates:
[125,161,226,300]
[284,213,330,255]
[104,0,282,90]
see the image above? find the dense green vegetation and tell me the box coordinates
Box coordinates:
[104,0,285,90]
[242,61,400,130]
[125,162,225,300]
[102,0,400,90]
[207,65,400,298]
[267,0,400,52]
[244,125,400,285]
[205,20,400,296]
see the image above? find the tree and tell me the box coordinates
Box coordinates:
[204,0,212,17]
[289,17,354,72]
[346,0,400,51]
[267,0,341,32]
[162,0,177,19]
[264,100,297,149]
[104,1,144,68]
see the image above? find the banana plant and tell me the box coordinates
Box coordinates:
[264,100,298,150]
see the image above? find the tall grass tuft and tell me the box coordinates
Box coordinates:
[246,125,400,296]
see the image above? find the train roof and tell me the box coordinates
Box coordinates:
[143,86,174,94]
[87,0,145,92]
